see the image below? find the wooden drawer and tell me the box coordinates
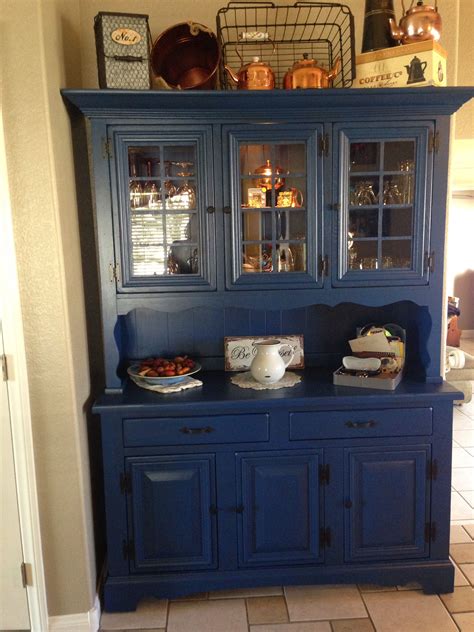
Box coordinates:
[123,413,269,447]
[289,408,432,440]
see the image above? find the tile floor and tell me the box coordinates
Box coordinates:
[100,340,474,632]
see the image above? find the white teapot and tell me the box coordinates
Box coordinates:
[250,339,295,385]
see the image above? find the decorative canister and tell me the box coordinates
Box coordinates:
[250,339,295,385]
[361,0,397,52]
[94,12,151,89]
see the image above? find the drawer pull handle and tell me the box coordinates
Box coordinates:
[206,205,216,214]
[180,426,215,435]
[345,420,376,429]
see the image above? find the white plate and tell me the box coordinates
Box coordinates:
[127,362,201,385]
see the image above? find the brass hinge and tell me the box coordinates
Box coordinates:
[319,527,331,548]
[425,251,435,273]
[428,130,440,154]
[319,133,329,157]
[102,138,113,159]
[1,354,8,381]
[122,539,135,561]
[427,459,438,481]
[424,522,437,543]
[319,254,329,277]
[109,262,120,283]
[319,463,330,486]
[20,562,32,587]
[120,472,131,494]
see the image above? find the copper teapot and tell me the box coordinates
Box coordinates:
[283,54,341,89]
[254,160,286,190]
[389,0,442,44]
[225,55,275,90]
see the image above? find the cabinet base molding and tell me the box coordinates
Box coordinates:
[103,561,454,612]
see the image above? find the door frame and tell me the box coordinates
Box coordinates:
[0,107,48,631]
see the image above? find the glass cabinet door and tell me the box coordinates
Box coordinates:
[334,124,433,286]
[225,127,323,289]
[111,128,215,291]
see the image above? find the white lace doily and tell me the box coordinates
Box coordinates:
[131,375,203,393]
[230,371,302,390]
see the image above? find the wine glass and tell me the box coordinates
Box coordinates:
[129,155,143,209]
[176,170,196,209]
[143,159,160,209]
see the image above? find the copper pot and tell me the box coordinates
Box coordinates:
[151,22,220,90]
[254,160,286,190]
[283,54,341,89]
[389,1,442,44]
[225,56,275,90]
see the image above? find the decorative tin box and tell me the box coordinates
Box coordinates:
[94,12,151,89]
[333,326,406,391]
[355,40,447,88]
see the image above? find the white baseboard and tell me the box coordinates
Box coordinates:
[48,594,100,632]
[462,330,474,339]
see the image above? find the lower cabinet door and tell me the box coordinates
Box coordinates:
[127,455,217,572]
[236,450,324,567]
[345,446,431,562]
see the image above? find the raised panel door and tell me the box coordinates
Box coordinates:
[345,446,431,561]
[236,450,324,566]
[127,455,217,572]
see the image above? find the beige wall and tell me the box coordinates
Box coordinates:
[0,0,472,621]
[1,0,95,617]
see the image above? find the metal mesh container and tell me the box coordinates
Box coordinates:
[216,2,355,89]
[94,12,151,89]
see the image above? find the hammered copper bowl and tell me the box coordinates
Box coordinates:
[151,22,220,90]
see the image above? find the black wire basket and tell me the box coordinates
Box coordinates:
[216,1,355,90]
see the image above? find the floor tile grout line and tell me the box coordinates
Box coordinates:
[357,584,378,631]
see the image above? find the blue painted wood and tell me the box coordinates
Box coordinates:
[123,413,269,447]
[109,126,216,292]
[345,446,430,561]
[119,301,429,378]
[61,88,474,119]
[236,451,323,566]
[62,88,473,610]
[290,408,432,440]
[332,123,433,287]
[127,455,217,572]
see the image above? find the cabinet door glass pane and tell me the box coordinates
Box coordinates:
[240,143,306,274]
[348,140,415,271]
[128,145,199,277]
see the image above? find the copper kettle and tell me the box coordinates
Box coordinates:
[225,55,275,90]
[283,54,341,89]
[389,0,442,44]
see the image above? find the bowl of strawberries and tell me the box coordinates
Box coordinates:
[127,355,201,385]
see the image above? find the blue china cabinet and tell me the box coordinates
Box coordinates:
[62,87,472,611]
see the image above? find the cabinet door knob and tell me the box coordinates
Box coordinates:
[345,420,376,429]
[180,426,215,434]
[206,205,216,214]
[223,205,232,214]
[235,505,244,513]
[344,499,353,509]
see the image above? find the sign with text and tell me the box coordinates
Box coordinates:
[224,335,304,371]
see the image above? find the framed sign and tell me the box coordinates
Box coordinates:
[224,335,304,371]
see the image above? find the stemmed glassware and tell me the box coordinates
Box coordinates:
[175,161,196,209]
[129,155,143,209]
[143,160,160,209]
